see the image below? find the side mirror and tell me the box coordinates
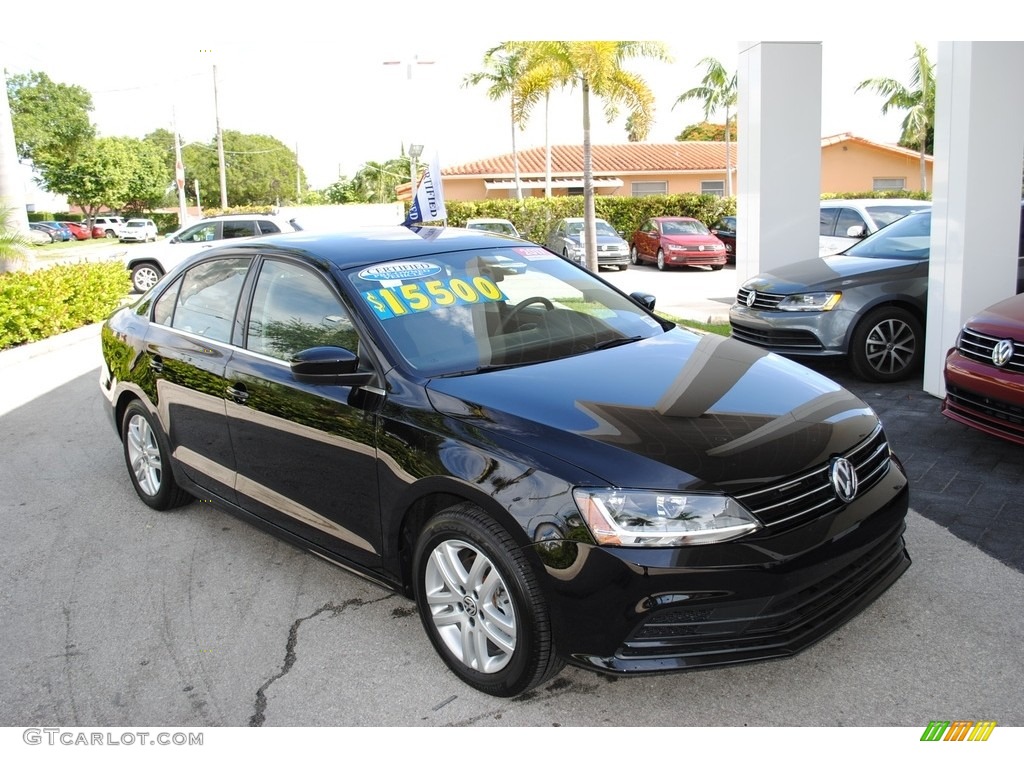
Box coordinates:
[629,291,657,311]
[291,346,374,386]
[846,225,867,238]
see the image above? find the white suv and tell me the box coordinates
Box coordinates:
[819,198,931,256]
[119,218,159,242]
[93,216,126,238]
[125,214,302,292]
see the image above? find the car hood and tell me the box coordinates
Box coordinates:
[744,254,924,293]
[661,234,722,248]
[964,293,1024,337]
[425,330,879,492]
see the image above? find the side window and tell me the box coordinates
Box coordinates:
[223,221,257,239]
[169,258,252,343]
[181,223,217,242]
[836,208,867,236]
[153,276,183,326]
[256,220,282,235]
[246,260,357,361]
[819,208,839,236]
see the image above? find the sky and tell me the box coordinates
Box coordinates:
[1,2,1007,190]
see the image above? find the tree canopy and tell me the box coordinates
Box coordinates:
[5,71,94,168]
[181,131,306,207]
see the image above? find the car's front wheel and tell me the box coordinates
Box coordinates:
[121,401,191,510]
[131,262,163,293]
[630,245,641,265]
[848,306,924,382]
[413,503,564,697]
[656,249,667,271]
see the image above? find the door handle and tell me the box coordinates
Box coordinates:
[226,385,249,404]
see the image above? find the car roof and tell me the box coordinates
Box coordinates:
[820,199,931,206]
[652,216,699,222]
[214,226,528,271]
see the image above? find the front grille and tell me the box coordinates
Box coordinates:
[736,287,785,310]
[620,525,908,659]
[957,327,1024,373]
[945,383,1024,437]
[735,425,891,528]
[730,322,823,351]
[597,244,625,253]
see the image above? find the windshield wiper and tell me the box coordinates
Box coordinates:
[587,335,643,352]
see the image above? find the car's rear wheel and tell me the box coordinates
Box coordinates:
[121,401,191,510]
[849,306,924,382]
[656,249,667,271]
[131,262,163,293]
[413,503,564,697]
[105,229,116,239]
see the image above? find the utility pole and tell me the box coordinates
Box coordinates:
[295,142,300,204]
[213,65,227,209]
[172,107,187,226]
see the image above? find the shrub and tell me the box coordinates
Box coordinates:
[0,261,131,350]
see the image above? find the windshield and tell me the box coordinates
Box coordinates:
[845,210,931,261]
[662,219,711,236]
[865,204,931,228]
[468,221,517,236]
[347,246,667,377]
[565,220,619,238]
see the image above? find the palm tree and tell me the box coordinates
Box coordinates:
[353,158,408,203]
[675,57,738,197]
[856,42,935,193]
[523,41,670,272]
[463,45,529,200]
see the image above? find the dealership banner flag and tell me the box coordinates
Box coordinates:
[404,153,447,226]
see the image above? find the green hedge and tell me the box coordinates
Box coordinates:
[0,261,131,350]
[444,193,737,244]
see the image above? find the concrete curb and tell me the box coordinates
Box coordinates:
[0,322,103,369]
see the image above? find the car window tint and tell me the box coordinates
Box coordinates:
[257,220,282,235]
[223,221,256,239]
[836,208,866,234]
[182,223,217,242]
[170,258,252,342]
[247,260,357,361]
[819,208,839,236]
[153,276,183,326]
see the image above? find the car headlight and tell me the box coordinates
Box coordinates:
[572,488,761,547]
[777,292,842,311]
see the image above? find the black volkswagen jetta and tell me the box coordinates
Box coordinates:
[100,226,911,697]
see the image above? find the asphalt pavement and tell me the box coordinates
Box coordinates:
[1,265,1022,732]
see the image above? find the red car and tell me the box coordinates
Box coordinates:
[629,216,727,271]
[942,292,1024,446]
[58,221,92,240]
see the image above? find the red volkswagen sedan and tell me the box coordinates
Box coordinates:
[630,216,727,271]
[943,292,1024,446]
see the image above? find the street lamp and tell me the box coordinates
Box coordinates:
[408,144,424,191]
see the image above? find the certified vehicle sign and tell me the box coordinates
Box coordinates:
[358,262,443,282]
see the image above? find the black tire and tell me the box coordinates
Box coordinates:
[656,249,667,271]
[413,503,564,697]
[121,401,192,510]
[710,264,724,271]
[848,306,924,382]
[131,262,163,293]
[105,229,116,239]
[630,245,641,266]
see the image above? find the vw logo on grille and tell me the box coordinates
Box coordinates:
[992,339,1014,368]
[745,290,757,307]
[830,457,859,503]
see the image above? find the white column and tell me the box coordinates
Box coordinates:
[0,63,30,234]
[923,42,1024,397]
[736,41,822,284]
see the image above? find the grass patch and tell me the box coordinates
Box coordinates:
[658,313,730,336]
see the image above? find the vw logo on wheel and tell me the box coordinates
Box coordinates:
[992,339,1015,368]
[830,457,859,503]
[745,290,757,307]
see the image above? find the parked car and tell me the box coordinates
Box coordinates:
[33,221,73,242]
[27,224,55,244]
[124,213,302,293]
[731,206,1024,383]
[629,216,727,271]
[711,215,737,263]
[57,220,92,240]
[942,291,1024,446]
[819,198,930,256]
[101,225,910,697]
[545,217,630,270]
[119,218,159,243]
[93,216,126,239]
[465,218,520,237]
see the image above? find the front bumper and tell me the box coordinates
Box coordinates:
[942,349,1024,445]
[535,460,910,675]
[729,304,855,357]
